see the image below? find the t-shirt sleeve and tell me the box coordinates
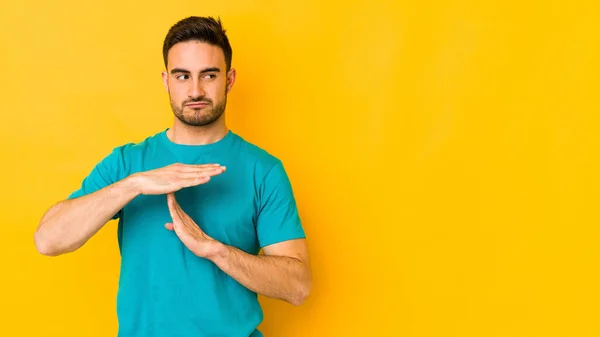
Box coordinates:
[256,161,306,248]
[66,145,128,220]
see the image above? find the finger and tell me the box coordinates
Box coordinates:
[171,169,224,188]
[171,162,219,168]
[178,167,224,176]
[165,222,174,231]
[179,176,212,188]
[170,198,199,233]
[178,166,226,187]
[166,195,193,241]
[167,194,202,239]
[178,167,226,179]
[177,172,213,180]
[169,171,220,190]
[175,164,223,172]
[166,193,180,222]
[195,166,226,176]
[172,196,187,220]
[168,193,187,220]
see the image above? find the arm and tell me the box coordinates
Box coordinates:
[34,177,139,256]
[210,239,312,306]
[35,163,226,256]
[166,193,312,306]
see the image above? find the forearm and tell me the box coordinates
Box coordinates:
[209,244,312,306]
[34,177,139,256]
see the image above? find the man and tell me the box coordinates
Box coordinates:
[34,16,311,337]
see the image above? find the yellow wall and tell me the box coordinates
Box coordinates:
[2,0,599,336]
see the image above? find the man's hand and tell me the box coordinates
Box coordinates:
[165,193,223,259]
[129,163,226,195]
[164,193,311,306]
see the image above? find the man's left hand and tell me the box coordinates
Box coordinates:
[165,193,223,259]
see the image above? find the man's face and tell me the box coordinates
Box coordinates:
[162,41,235,127]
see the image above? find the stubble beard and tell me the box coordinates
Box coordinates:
[171,94,227,127]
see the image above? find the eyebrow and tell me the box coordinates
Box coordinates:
[170,67,221,74]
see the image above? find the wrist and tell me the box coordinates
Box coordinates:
[122,174,142,196]
[207,240,229,264]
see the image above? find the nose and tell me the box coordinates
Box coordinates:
[190,78,205,98]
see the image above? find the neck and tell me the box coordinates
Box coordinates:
[166,118,229,145]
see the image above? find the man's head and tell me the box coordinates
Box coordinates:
[161,16,235,127]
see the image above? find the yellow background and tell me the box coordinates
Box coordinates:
[1,0,599,336]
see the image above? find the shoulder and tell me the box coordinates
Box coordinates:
[118,130,163,155]
[228,132,297,196]
[99,130,164,170]
[231,132,284,176]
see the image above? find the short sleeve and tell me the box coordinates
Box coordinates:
[66,145,128,220]
[256,161,306,248]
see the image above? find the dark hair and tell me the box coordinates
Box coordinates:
[162,16,233,71]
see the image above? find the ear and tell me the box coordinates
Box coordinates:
[226,68,236,93]
[161,70,169,93]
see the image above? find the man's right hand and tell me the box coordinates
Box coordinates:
[128,163,226,195]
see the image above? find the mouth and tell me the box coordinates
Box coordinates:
[185,102,210,108]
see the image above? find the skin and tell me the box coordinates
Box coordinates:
[34,40,312,306]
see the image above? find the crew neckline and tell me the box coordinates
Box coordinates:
[159,128,235,156]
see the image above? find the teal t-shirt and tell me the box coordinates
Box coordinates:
[67,129,305,337]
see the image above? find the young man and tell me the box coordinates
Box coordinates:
[34,16,311,337]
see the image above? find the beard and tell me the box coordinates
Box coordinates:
[170,94,227,127]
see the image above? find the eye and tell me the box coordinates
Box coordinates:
[176,74,190,80]
[203,73,217,80]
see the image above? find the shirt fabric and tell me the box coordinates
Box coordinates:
[67,128,306,337]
